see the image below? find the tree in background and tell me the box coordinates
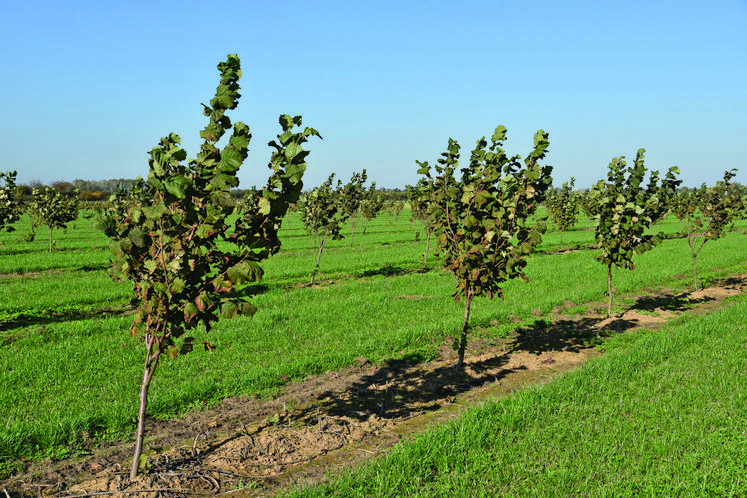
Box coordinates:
[360,181,384,235]
[98,55,319,478]
[680,169,743,291]
[301,171,365,284]
[29,186,80,251]
[384,199,404,224]
[420,125,553,371]
[670,189,694,235]
[578,190,597,230]
[590,149,680,318]
[407,172,436,269]
[0,171,22,235]
[340,169,368,247]
[546,177,579,250]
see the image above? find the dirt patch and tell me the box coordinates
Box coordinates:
[3,274,746,497]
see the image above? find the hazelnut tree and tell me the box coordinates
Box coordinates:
[98,55,320,478]
[419,126,553,371]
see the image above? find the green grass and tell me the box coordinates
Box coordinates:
[0,209,745,467]
[290,293,747,497]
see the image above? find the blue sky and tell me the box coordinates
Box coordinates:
[1,0,745,190]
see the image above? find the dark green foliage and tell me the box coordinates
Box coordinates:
[590,149,680,317]
[30,186,80,251]
[0,171,22,234]
[546,177,579,249]
[680,169,743,290]
[419,125,553,370]
[98,54,319,477]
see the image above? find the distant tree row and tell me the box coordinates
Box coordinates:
[406,135,745,370]
[1,172,80,251]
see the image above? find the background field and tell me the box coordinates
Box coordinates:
[1,207,746,468]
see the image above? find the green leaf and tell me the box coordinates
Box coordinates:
[164,177,190,199]
[221,301,238,319]
[144,260,158,273]
[218,148,243,172]
[142,201,167,220]
[258,196,271,215]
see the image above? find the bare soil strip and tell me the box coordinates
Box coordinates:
[4,274,746,497]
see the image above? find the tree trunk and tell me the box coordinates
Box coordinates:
[363,218,370,235]
[692,253,699,291]
[455,293,474,371]
[130,335,161,479]
[310,235,327,285]
[606,263,613,319]
[688,232,705,292]
[559,230,564,251]
[49,227,53,252]
[423,229,431,269]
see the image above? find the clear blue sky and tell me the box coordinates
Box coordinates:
[2,0,745,190]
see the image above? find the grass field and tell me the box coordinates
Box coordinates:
[291,292,747,497]
[1,207,746,479]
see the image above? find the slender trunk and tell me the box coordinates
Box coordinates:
[415,220,422,241]
[130,335,161,479]
[606,263,613,319]
[310,235,328,285]
[49,227,53,252]
[687,232,705,291]
[692,252,699,291]
[363,218,370,235]
[350,222,356,247]
[455,293,474,371]
[559,230,564,251]
[423,229,431,269]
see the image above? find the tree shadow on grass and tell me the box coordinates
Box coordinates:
[287,353,520,425]
[633,294,699,312]
[358,264,432,278]
[0,305,131,332]
[510,318,606,354]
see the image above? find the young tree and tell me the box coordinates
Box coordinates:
[98,55,319,478]
[360,182,384,235]
[384,199,404,224]
[301,171,365,283]
[578,190,597,230]
[681,169,743,291]
[546,177,579,250]
[341,169,368,247]
[670,189,695,235]
[0,171,22,235]
[407,173,436,269]
[590,149,680,318]
[420,125,553,371]
[30,186,80,251]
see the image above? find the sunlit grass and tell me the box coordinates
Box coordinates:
[291,294,747,496]
[0,209,745,464]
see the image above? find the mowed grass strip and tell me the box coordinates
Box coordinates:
[0,210,745,463]
[291,293,747,497]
